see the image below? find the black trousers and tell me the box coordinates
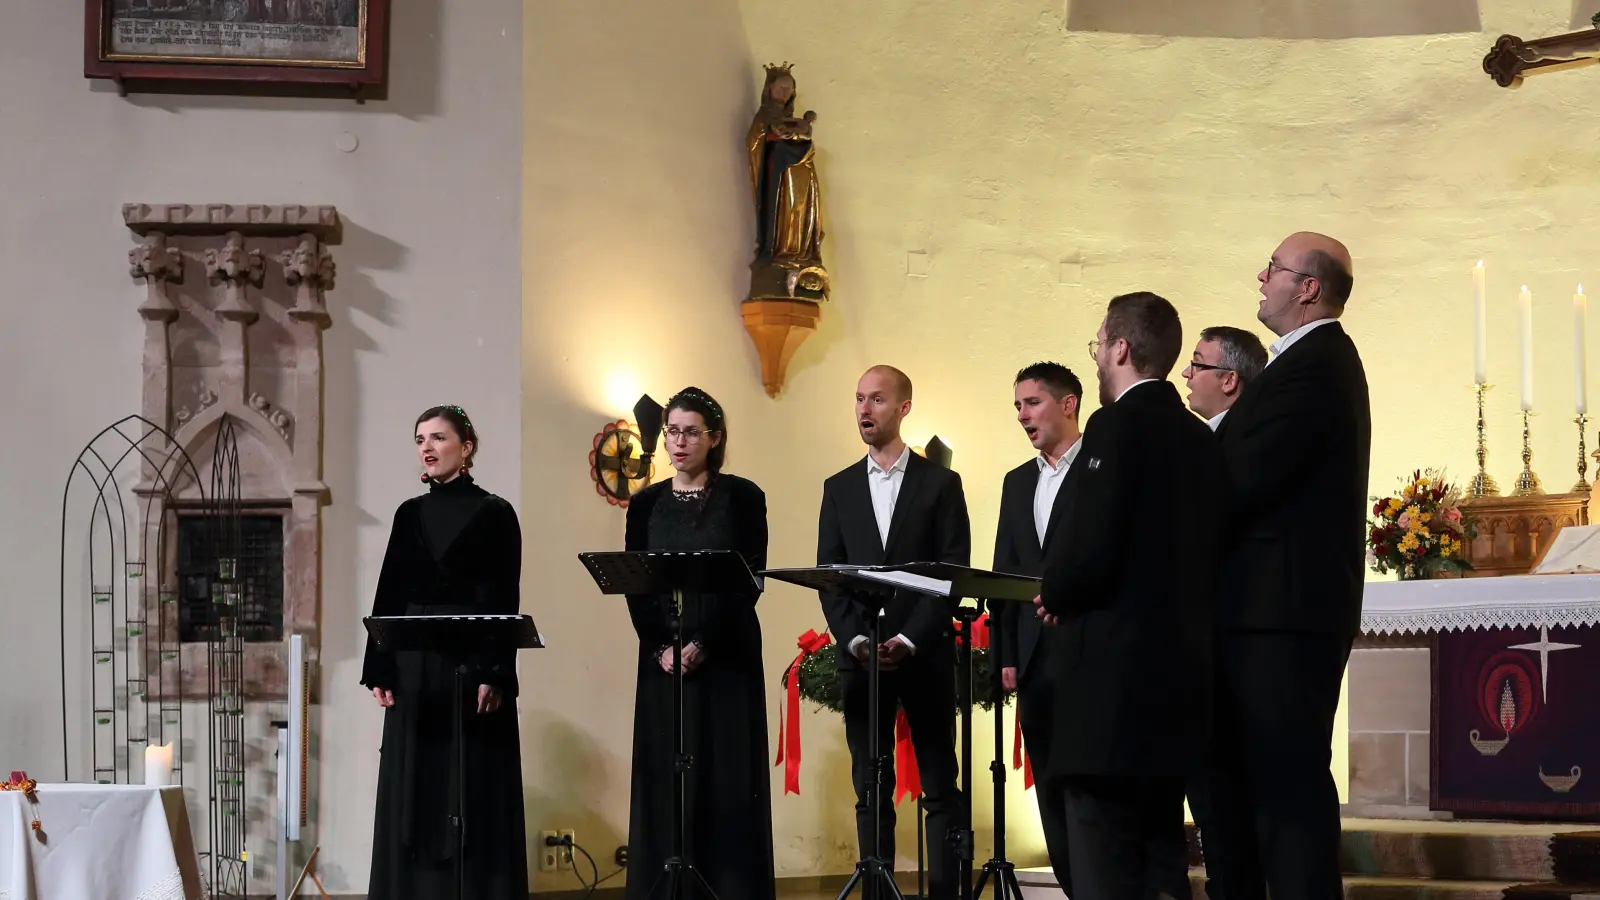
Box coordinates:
[842,659,966,900]
[1046,774,1189,900]
[1016,656,1073,894]
[1193,630,1352,900]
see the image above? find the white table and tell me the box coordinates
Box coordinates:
[0,784,204,900]
[1361,572,1600,635]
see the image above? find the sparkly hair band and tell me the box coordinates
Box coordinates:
[444,405,474,433]
[668,388,724,428]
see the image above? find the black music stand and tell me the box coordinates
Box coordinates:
[578,550,761,900]
[885,564,1040,900]
[762,565,927,900]
[362,613,544,900]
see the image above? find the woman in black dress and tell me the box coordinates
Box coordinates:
[361,405,529,900]
[625,387,776,900]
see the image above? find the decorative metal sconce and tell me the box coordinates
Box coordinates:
[920,435,953,470]
[587,394,665,508]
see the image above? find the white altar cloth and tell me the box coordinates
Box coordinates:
[0,784,204,900]
[1361,572,1600,635]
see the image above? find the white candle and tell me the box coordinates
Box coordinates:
[1577,284,1588,416]
[1520,285,1535,411]
[1473,261,1487,384]
[144,743,172,787]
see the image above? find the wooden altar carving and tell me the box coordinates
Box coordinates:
[1460,493,1590,577]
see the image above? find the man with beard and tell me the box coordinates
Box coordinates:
[994,362,1083,891]
[1182,326,1267,431]
[1198,233,1370,900]
[817,364,971,900]
[1035,293,1222,900]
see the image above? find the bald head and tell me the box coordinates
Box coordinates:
[1281,231,1354,308]
[863,365,913,403]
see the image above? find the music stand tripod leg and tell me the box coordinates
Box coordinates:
[836,604,902,900]
[452,661,469,900]
[976,598,1024,900]
[649,587,720,900]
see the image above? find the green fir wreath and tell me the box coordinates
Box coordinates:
[780,640,1014,714]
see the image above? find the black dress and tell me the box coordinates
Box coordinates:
[624,475,776,900]
[360,473,529,900]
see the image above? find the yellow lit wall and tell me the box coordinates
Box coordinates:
[526,0,1599,887]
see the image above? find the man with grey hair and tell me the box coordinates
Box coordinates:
[1182,326,1268,430]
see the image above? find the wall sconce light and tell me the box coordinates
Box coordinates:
[587,394,664,508]
[587,395,664,507]
[921,435,953,470]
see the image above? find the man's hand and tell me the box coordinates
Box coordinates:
[851,638,873,668]
[1033,593,1061,627]
[476,684,502,714]
[1001,667,1019,694]
[878,636,911,671]
[371,687,395,708]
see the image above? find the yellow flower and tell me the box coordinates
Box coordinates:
[1403,486,1415,500]
[1420,511,1433,524]
[1399,533,1420,552]
[1419,526,1431,538]
[1386,498,1403,515]
[1441,543,1454,558]
[1418,477,1431,488]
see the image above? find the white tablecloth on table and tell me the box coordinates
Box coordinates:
[1361,572,1600,634]
[0,784,204,900]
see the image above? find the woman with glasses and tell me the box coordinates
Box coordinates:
[623,387,776,900]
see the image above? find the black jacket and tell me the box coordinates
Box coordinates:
[994,454,1078,682]
[1216,321,1372,637]
[1039,380,1222,778]
[816,450,972,665]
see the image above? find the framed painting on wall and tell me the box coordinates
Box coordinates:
[84,0,389,92]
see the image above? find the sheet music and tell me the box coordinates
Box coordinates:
[851,569,953,596]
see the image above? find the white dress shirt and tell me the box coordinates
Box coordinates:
[1034,438,1082,544]
[1267,317,1337,365]
[851,446,917,656]
[1207,409,1228,431]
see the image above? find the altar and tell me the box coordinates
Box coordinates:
[1349,573,1600,819]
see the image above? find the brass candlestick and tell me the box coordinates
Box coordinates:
[1470,383,1500,497]
[1514,409,1544,496]
[1575,414,1591,493]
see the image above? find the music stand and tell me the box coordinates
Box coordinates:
[578,550,761,900]
[362,613,544,900]
[883,564,1040,900]
[764,565,937,900]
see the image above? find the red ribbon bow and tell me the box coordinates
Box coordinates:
[894,709,921,804]
[951,613,992,650]
[775,629,833,795]
[1012,705,1034,790]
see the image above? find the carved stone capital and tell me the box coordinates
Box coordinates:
[129,232,183,322]
[280,234,336,329]
[205,232,264,323]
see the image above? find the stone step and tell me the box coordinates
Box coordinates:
[1502,884,1600,899]
[1339,821,1559,883]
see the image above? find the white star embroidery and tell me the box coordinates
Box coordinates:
[1508,625,1582,702]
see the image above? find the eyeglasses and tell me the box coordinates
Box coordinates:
[1087,339,1101,361]
[664,426,715,443]
[1185,361,1233,374]
[1266,259,1313,280]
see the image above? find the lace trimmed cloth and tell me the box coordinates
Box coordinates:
[1361,573,1600,635]
[1,784,203,899]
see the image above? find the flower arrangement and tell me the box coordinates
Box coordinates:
[1367,469,1473,580]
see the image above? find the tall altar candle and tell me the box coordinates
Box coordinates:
[1520,285,1534,411]
[144,743,172,787]
[1577,284,1588,416]
[1473,260,1487,384]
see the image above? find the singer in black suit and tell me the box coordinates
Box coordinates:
[994,362,1084,891]
[817,365,972,900]
[1198,233,1371,900]
[1036,293,1222,900]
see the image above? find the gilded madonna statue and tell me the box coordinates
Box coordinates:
[746,63,829,302]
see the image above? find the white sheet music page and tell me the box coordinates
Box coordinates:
[1532,523,1600,574]
[851,569,954,596]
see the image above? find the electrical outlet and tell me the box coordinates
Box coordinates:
[538,830,559,872]
[558,829,576,869]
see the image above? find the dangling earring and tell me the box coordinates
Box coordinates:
[420,472,431,483]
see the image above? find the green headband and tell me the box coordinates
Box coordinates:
[668,388,724,428]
